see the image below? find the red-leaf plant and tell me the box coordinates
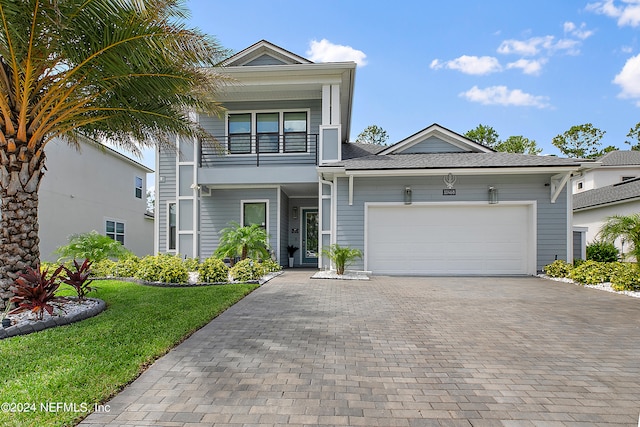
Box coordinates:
[61,259,94,301]
[9,265,66,320]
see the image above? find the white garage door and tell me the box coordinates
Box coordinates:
[366,203,534,275]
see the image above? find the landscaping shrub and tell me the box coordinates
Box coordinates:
[586,240,619,263]
[229,259,264,282]
[543,259,573,278]
[570,260,616,285]
[321,244,362,275]
[61,259,94,301]
[114,255,140,278]
[91,259,117,277]
[198,257,229,283]
[9,265,65,320]
[610,263,640,291]
[135,254,188,283]
[261,259,282,273]
[183,257,200,272]
[573,258,585,267]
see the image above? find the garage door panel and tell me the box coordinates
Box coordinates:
[367,204,533,275]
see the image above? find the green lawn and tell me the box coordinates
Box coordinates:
[0,280,258,427]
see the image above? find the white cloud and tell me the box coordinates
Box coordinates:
[564,21,594,39]
[613,53,640,104]
[430,55,502,75]
[587,0,640,27]
[459,85,551,108]
[497,35,581,56]
[306,39,367,66]
[506,58,547,75]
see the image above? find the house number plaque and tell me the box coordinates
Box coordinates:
[442,189,456,195]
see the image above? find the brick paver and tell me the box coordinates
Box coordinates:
[80,272,640,426]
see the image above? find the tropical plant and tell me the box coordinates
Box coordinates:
[598,214,640,264]
[198,257,229,283]
[0,0,229,306]
[321,244,362,275]
[55,231,132,263]
[135,254,189,284]
[9,265,65,320]
[287,245,299,257]
[61,259,94,301]
[215,222,270,265]
[543,259,573,278]
[586,240,619,263]
[229,259,264,282]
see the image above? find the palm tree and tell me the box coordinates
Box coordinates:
[598,213,640,264]
[215,222,270,266]
[0,0,228,305]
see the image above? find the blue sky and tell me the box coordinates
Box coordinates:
[138,0,640,185]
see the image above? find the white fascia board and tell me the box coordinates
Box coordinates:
[379,125,493,155]
[342,166,581,177]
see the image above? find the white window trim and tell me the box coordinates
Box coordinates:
[241,199,269,231]
[166,201,177,253]
[105,218,126,246]
[226,109,311,156]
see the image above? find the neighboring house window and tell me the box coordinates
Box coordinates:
[283,112,307,152]
[168,202,176,251]
[576,181,584,190]
[135,176,143,199]
[228,113,252,154]
[621,176,636,182]
[106,220,125,245]
[243,202,267,228]
[257,113,279,153]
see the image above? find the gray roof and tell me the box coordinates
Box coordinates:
[341,142,386,160]
[323,152,584,171]
[597,150,640,166]
[574,177,640,210]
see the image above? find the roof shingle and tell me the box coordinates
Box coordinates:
[573,177,640,210]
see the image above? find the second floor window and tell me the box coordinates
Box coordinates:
[257,113,279,153]
[229,113,251,154]
[284,112,307,152]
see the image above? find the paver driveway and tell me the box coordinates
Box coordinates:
[81,272,640,427]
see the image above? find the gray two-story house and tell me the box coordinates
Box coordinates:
[156,40,589,275]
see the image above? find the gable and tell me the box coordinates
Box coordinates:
[398,136,468,154]
[380,123,493,155]
[221,40,313,67]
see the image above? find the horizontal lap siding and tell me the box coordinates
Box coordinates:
[157,148,176,253]
[199,188,279,259]
[335,174,568,272]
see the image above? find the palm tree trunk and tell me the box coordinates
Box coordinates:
[0,142,45,309]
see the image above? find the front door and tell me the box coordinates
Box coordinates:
[301,208,318,265]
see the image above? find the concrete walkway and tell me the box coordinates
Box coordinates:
[80,272,640,426]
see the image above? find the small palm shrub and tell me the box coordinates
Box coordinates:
[61,259,94,301]
[610,263,640,291]
[321,244,362,275]
[543,260,573,278]
[569,260,616,285]
[114,255,140,278]
[229,259,264,282]
[198,257,229,283]
[55,230,132,262]
[9,265,65,320]
[135,254,188,283]
[215,222,270,265]
[586,240,619,263]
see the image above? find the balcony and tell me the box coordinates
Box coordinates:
[200,134,319,168]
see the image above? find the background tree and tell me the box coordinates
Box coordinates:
[464,124,499,149]
[551,124,614,158]
[356,125,389,145]
[0,0,229,306]
[494,135,542,155]
[625,123,640,151]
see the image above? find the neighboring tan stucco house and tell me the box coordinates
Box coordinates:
[39,136,154,261]
[156,40,590,275]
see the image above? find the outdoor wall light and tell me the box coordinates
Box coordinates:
[404,187,412,205]
[292,206,298,219]
[488,186,498,204]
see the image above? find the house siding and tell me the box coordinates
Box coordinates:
[334,174,568,272]
[157,147,177,253]
[401,136,468,154]
[199,188,279,260]
[279,189,289,265]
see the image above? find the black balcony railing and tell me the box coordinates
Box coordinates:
[200,134,319,167]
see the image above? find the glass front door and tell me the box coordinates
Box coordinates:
[302,209,318,264]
